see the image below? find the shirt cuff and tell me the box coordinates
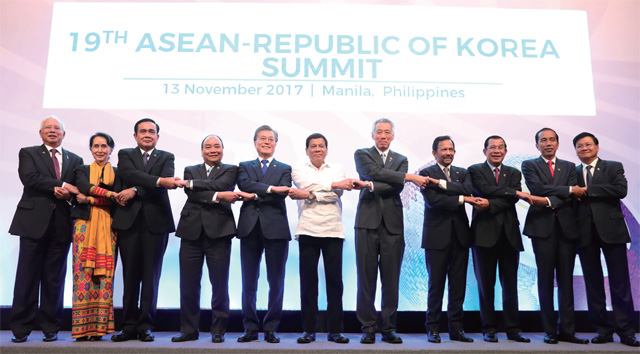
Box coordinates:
[438,179,447,190]
[267,186,272,193]
[458,195,464,205]
[212,192,219,203]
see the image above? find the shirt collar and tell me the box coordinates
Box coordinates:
[486,161,501,171]
[140,147,154,155]
[305,160,329,170]
[541,156,557,164]
[375,147,389,156]
[258,156,274,164]
[583,157,598,169]
[44,144,62,153]
[437,162,451,171]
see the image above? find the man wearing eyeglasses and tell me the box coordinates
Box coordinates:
[236,125,292,344]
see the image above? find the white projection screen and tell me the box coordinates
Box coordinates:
[1,0,638,313]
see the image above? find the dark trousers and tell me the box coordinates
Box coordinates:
[117,217,168,334]
[179,232,232,335]
[11,216,70,336]
[579,224,635,336]
[240,222,289,332]
[298,235,344,333]
[425,232,469,334]
[472,230,521,334]
[531,217,578,335]
[355,221,404,334]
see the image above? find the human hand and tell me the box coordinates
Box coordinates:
[288,188,310,200]
[271,186,291,195]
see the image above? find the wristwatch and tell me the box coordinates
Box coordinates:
[132,186,138,194]
[307,191,315,200]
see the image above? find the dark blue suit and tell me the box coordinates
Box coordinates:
[522,156,579,336]
[576,159,635,337]
[237,158,291,332]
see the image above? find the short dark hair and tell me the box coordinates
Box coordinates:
[573,132,599,148]
[134,118,159,134]
[253,125,278,142]
[201,134,224,149]
[432,135,455,152]
[535,127,558,144]
[305,133,328,148]
[89,132,115,149]
[484,135,507,149]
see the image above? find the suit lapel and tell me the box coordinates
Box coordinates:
[38,144,57,178]
[369,146,384,167]
[576,164,585,187]
[209,163,223,179]
[145,150,159,172]
[60,148,72,180]
[537,157,553,184]
[481,163,497,185]
[383,150,396,169]
[251,159,263,182]
[450,166,461,182]
[263,159,279,183]
[592,159,605,184]
[132,148,145,171]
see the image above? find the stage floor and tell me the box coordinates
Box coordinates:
[1,331,638,354]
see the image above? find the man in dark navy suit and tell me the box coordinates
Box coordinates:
[236,125,292,344]
[420,135,481,344]
[468,135,533,343]
[354,118,428,345]
[572,132,639,347]
[9,116,83,343]
[521,127,588,345]
[111,118,185,342]
[171,135,253,344]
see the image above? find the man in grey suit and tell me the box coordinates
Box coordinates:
[171,135,253,344]
[9,116,83,343]
[521,127,588,345]
[354,118,428,344]
[572,132,638,347]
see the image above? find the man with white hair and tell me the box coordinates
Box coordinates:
[9,116,84,343]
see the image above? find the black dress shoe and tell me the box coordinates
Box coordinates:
[11,334,28,343]
[88,336,102,341]
[544,333,558,344]
[381,331,403,344]
[558,333,589,344]
[111,330,137,342]
[360,332,375,344]
[591,333,613,344]
[327,333,349,343]
[264,331,280,343]
[212,334,225,343]
[43,332,58,342]
[427,331,441,343]
[620,335,640,347]
[506,332,530,343]
[484,332,498,342]
[76,336,89,342]
[138,330,155,342]
[297,332,315,343]
[237,330,258,342]
[450,330,474,342]
[171,332,199,342]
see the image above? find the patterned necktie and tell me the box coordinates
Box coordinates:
[381,153,386,164]
[547,160,554,178]
[207,166,212,177]
[444,167,451,182]
[586,165,593,186]
[494,167,500,184]
[261,159,269,175]
[51,148,60,180]
[143,152,149,168]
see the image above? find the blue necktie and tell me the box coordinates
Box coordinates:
[586,165,593,186]
[261,159,269,175]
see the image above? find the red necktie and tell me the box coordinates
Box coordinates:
[51,148,61,180]
[494,167,499,184]
[547,160,554,178]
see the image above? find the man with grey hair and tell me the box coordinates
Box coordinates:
[236,125,292,344]
[9,116,84,343]
[354,118,429,344]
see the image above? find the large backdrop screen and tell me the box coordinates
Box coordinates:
[1,0,638,312]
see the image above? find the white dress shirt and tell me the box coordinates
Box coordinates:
[292,160,346,239]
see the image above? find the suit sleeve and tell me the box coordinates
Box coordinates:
[185,165,238,204]
[420,167,464,210]
[17,148,63,193]
[522,159,572,208]
[237,162,290,202]
[117,150,175,199]
[354,149,405,188]
[469,165,519,214]
[587,162,627,199]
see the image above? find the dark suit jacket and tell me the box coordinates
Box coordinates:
[468,163,524,251]
[236,158,291,239]
[522,156,578,239]
[70,165,119,220]
[176,163,238,239]
[112,147,176,233]
[354,146,407,234]
[9,145,83,242]
[576,159,630,246]
[419,164,473,250]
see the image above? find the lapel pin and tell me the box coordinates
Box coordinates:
[455,171,459,174]
[557,168,561,171]
[597,168,600,171]
[503,173,506,177]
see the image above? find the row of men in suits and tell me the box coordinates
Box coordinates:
[8,117,637,347]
